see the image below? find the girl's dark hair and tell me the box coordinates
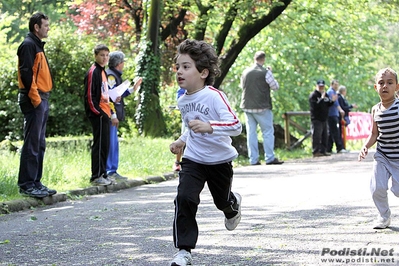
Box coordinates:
[175,39,221,86]
[29,12,49,32]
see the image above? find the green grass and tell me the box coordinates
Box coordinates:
[0,137,177,202]
[0,136,365,202]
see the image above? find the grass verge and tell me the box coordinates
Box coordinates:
[0,136,363,202]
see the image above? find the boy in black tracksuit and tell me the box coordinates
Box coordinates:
[84,44,118,186]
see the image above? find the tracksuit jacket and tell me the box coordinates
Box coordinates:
[17,32,53,106]
[84,62,111,118]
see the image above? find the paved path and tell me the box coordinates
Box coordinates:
[0,151,398,266]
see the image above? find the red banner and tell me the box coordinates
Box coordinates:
[345,112,372,140]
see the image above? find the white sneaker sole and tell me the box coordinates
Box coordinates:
[225,192,241,231]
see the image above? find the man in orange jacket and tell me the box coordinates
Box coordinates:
[17,12,56,198]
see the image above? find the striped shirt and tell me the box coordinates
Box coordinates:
[374,99,399,159]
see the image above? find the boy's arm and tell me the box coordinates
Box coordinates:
[178,128,189,143]
[208,92,242,136]
[208,118,242,136]
[85,68,108,117]
[358,107,378,161]
[170,138,185,154]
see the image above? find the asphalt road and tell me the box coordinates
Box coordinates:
[0,151,398,266]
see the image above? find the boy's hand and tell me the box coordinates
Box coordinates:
[170,139,185,154]
[188,120,213,134]
[358,146,368,161]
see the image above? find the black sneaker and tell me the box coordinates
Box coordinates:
[266,158,284,165]
[38,185,57,196]
[19,187,49,198]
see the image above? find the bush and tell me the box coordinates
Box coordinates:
[0,23,99,141]
[0,21,182,142]
[0,20,22,141]
[45,24,98,137]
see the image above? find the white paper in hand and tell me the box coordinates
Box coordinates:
[108,80,131,102]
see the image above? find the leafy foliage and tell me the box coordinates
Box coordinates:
[0,21,100,140]
[0,18,22,141]
[67,0,292,135]
[135,40,166,136]
[45,24,99,137]
[221,0,399,133]
[67,0,143,51]
[1,0,399,141]
[0,0,69,42]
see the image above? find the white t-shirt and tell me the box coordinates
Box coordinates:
[177,86,242,164]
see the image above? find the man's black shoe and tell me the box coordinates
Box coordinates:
[19,187,49,198]
[38,185,57,196]
[266,158,284,165]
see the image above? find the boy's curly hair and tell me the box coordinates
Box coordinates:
[175,39,221,86]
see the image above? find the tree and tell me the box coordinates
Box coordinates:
[68,0,293,136]
[134,0,166,136]
[213,0,292,88]
[221,0,399,134]
[0,0,69,42]
[67,0,143,51]
[2,1,399,141]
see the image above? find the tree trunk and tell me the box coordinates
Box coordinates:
[135,0,166,137]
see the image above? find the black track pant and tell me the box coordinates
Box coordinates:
[173,158,239,249]
[88,115,110,182]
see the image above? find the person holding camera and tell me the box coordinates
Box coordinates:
[309,80,336,157]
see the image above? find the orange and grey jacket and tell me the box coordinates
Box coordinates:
[17,32,53,107]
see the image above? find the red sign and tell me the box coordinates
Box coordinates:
[345,112,372,140]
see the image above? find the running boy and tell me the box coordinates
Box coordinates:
[169,39,242,266]
[358,67,399,229]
